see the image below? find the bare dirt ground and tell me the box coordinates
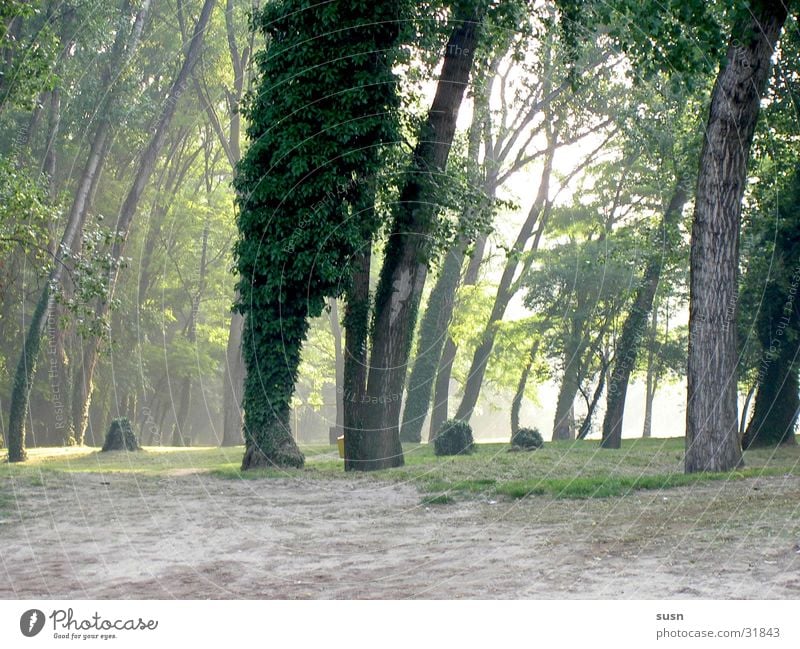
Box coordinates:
[1,471,799,599]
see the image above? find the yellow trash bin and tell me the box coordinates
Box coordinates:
[337,435,345,459]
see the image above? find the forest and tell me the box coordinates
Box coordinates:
[1,0,798,471]
[1,0,800,603]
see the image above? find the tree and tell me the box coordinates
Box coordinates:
[739,166,800,448]
[596,76,701,448]
[5,0,153,461]
[234,0,406,469]
[68,0,217,448]
[685,0,788,473]
[347,3,486,470]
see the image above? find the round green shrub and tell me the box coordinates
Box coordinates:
[433,419,474,456]
[101,417,141,452]
[511,426,544,451]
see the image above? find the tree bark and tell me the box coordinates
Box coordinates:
[343,248,372,470]
[221,309,245,446]
[428,233,488,440]
[328,297,344,443]
[351,8,484,470]
[743,347,799,448]
[552,335,582,441]
[686,0,787,473]
[510,341,537,438]
[69,0,217,446]
[642,308,659,438]
[430,335,457,439]
[601,180,688,448]
[399,88,489,443]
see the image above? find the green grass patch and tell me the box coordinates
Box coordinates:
[421,493,455,505]
[1,436,798,501]
[495,466,795,499]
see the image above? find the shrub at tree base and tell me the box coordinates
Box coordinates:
[510,426,544,451]
[101,418,141,452]
[434,419,474,456]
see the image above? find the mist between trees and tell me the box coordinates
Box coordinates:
[1,0,798,474]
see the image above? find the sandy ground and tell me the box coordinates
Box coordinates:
[1,471,799,599]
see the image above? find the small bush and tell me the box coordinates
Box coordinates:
[433,419,474,456]
[511,426,544,451]
[101,418,141,452]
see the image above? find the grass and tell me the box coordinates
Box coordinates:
[1,436,799,501]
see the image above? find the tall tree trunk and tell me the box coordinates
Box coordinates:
[642,308,658,438]
[430,336,457,439]
[743,350,799,448]
[455,135,555,422]
[738,383,756,441]
[601,180,688,448]
[343,249,372,470]
[328,297,345,443]
[686,0,786,473]
[552,340,581,441]
[510,340,538,437]
[351,9,484,471]
[399,246,465,442]
[5,0,152,461]
[577,357,609,441]
[42,87,60,198]
[429,234,487,440]
[400,92,488,443]
[221,310,245,446]
[69,0,217,446]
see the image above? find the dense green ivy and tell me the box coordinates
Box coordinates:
[233,0,408,468]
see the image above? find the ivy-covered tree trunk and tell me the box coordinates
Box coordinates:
[601,180,688,448]
[354,8,484,470]
[686,0,787,473]
[430,336,457,439]
[239,305,306,468]
[399,247,465,443]
[234,1,405,470]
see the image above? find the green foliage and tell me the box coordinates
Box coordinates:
[54,220,123,340]
[510,426,543,450]
[101,417,140,452]
[234,0,408,466]
[0,158,54,266]
[554,0,725,89]
[433,418,474,456]
[0,0,59,110]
